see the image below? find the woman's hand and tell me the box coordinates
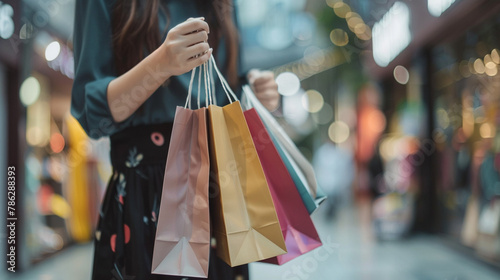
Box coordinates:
[248,69,281,111]
[107,17,212,123]
[160,17,213,76]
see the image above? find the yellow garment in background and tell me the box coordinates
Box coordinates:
[66,115,91,242]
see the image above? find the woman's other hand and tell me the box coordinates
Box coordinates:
[160,17,213,76]
[248,69,281,112]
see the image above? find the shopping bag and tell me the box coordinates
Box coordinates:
[152,67,210,277]
[242,85,326,214]
[244,107,322,264]
[207,56,287,266]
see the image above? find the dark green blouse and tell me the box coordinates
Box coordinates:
[71,0,239,139]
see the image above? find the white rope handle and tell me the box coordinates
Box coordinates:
[207,58,214,105]
[209,58,217,105]
[204,61,211,106]
[196,68,201,109]
[210,56,239,103]
[185,63,211,109]
[186,56,236,108]
[197,65,201,109]
[185,66,197,109]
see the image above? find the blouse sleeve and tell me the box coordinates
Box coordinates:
[71,0,120,139]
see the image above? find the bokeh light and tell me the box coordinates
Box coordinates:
[372,2,411,67]
[345,12,360,20]
[356,25,372,41]
[480,122,495,138]
[367,108,386,134]
[330,28,349,46]
[484,55,498,76]
[50,133,65,153]
[328,121,350,144]
[45,41,61,62]
[428,0,457,17]
[354,23,366,34]
[325,0,337,8]
[26,100,51,147]
[27,127,45,147]
[473,58,485,74]
[491,49,500,64]
[333,2,351,18]
[393,65,410,85]
[276,72,301,96]
[347,15,363,33]
[301,90,324,113]
[20,76,41,106]
[19,23,35,39]
[485,64,498,76]
[484,54,495,69]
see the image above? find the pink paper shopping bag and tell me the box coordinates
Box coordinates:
[152,66,210,277]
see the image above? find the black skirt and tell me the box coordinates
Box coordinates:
[92,123,249,280]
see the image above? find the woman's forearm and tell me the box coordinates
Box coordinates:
[107,17,211,123]
[107,47,171,123]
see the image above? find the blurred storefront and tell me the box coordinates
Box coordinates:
[432,13,500,267]
[2,0,112,272]
[1,0,22,271]
[359,0,500,269]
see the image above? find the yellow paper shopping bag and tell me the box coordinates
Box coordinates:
[206,57,286,266]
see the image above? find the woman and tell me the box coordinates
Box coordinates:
[71,0,280,279]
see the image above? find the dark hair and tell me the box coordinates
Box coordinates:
[111,0,239,87]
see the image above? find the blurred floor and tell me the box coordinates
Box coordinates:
[5,199,500,280]
[7,242,93,280]
[250,198,500,280]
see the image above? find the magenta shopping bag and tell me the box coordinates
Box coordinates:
[244,108,322,264]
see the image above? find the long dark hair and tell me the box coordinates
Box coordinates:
[111,0,239,87]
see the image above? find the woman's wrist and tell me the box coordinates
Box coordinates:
[152,44,174,80]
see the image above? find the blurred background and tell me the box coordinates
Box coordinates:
[2,0,500,279]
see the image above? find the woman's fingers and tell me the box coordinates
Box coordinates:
[185,42,210,59]
[186,48,213,69]
[184,31,209,47]
[257,92,280,111]
[248,69,280,111]
[251,71,274,86]
[177,18,210,35]
[160,17,212,76]
[253,79,278,93]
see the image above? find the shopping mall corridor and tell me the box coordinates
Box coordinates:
[6,199,500,280]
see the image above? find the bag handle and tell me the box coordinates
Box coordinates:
[185,56,238,108]
[185,61,213,109]
[209,58,217,105]
[185,66,196,109]
[209,56,239,104]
